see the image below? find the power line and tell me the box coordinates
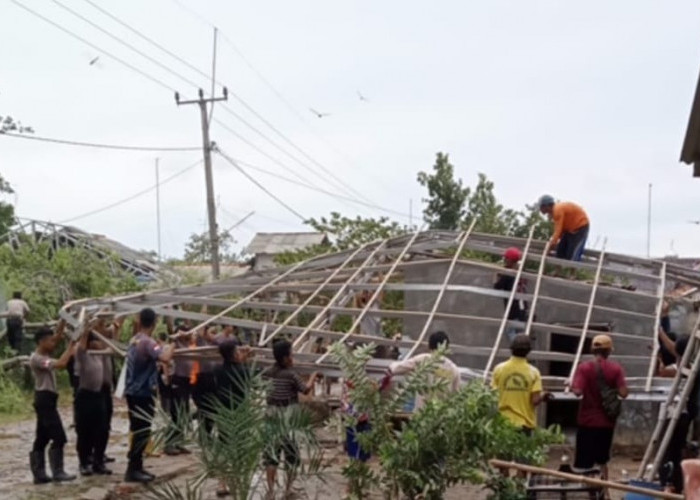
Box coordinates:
[9,0,175,93]
[214,146,306,222]
[218,153,413,221]
[58,159,202,224]
[81,0,373,204]
[167,0,388,199]
[0,131,200,152]
[52,0,201,91]
[48,0,353,201]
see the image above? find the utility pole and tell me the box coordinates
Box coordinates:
[175,87,228,279]
[155,158,162,261]
[646,183,652,259]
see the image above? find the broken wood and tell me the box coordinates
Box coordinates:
[489,459,682,499]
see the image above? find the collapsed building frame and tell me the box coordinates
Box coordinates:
[59,228,699,392]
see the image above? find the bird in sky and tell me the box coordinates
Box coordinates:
[357,90,369,102]
[688,220,700,225]
[89,56,100,66]
[309,108,330,118]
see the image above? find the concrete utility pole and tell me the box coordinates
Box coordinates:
[175,87,228,279]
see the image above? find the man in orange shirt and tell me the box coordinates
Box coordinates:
[538,195,590,261]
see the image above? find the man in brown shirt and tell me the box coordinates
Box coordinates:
[28,321,77,484]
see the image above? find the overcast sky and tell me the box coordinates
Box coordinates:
[2,0,700,259]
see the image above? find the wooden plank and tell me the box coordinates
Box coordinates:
[484,226,535,378]
[489,460,682,500]
[645,262,667,392]
[291,242,387,350]
[524,241,551,337]
[567,239,607,390]
[260,244,367,346]
[316,227,425,364]
[406,220,476,358]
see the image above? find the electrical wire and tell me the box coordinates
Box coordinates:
[82,0,373,204]
[0,131,199,152]
[214,146,306,222]
[50,0,353,201]
[9,0,175,93]
[58,159,202,224]
[216,152,412,221]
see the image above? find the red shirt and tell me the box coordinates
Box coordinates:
[572,358,627,428]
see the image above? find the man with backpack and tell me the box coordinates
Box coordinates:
[570,335,628,480]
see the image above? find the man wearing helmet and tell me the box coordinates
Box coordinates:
[494,247,529,342]
[538,195,590,262]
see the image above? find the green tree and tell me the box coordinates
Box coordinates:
[0,174,15,238]
[183,229,235,264]
[417,153,469,230]
[0,241,141,322]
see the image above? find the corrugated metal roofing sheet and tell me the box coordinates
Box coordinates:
[245,232,327,254]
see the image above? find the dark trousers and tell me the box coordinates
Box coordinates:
[33,391,67,452]
[192,373,216,434]
[168,375,191,445]
[6,316,23,351]
[76,389,107,467]
[126,395,155,471]
[661,412,692,492]
[99,386,113,461]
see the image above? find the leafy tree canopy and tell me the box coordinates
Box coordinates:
[183,229,236,264]
[0,241,141,322]
[417,152,468,230]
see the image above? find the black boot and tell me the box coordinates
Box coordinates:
[92,460,112,475]
[48,448,76,482]
[29,451,51,485]
[124,466,154,483]
[79,464,93,476]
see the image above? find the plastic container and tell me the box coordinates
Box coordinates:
[623,480,662,500]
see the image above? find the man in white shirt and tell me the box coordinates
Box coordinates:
[387,331,461,410]
[6,291,30,352]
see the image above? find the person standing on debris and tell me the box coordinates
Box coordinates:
[74,321,111,476]
[538,195,590,262]
[491,335,550,433]
[658,329,699,494]
[124,308,174,483]
[387,331,461,410]
[570,335,628,481]
[5,291,30,352]
[264,339,320,499]
[28,320,77,484]
[494,247,530,342]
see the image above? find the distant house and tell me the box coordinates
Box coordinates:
[680,67,700,176]
[245,232,329,270]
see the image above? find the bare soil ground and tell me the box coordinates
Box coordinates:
[0,399,645,500]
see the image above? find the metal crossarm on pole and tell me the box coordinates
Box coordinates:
[259,244,367,346]
[524,241,551,338]
[637,313,700,479]
[645,262,667,392]
[292,241,387,350]
[405,220,476,359]
[483,226,535,379]
[566,239,607,391]
[316,227,424,364]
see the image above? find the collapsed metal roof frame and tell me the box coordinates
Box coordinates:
[3,217,169,283]
[59,228,700,397]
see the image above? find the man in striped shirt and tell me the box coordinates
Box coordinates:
[264,339,319,498]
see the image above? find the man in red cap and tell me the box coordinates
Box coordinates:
[494,247,529,342]
[570,334,628,480]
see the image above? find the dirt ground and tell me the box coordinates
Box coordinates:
[0,399,648,500]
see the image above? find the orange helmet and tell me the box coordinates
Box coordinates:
[503,247,522,262]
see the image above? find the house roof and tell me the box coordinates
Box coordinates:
[245,232,327,255]
[680,67,700,177]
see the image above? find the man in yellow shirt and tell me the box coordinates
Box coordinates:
[491,335,550,432]
[538,195,590,262]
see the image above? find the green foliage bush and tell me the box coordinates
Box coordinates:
[331,343,562,499]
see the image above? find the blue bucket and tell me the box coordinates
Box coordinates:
[623,480,662,500]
